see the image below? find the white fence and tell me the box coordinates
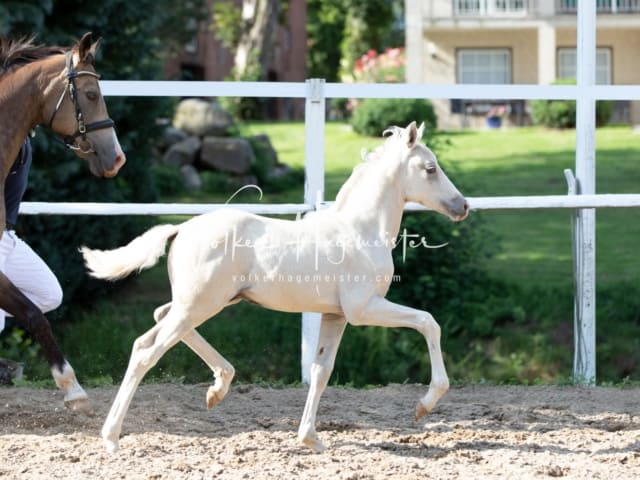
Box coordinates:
[22,4,640,384]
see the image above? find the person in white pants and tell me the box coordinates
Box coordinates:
[0,137,63,335]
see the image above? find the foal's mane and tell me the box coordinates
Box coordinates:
[333,126,404,209]
[0,36,66,78]
[360,126,404,164]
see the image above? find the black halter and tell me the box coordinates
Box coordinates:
[48,51,115,152]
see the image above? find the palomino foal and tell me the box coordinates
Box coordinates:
[82,121,468,453]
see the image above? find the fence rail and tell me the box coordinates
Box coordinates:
[20,194,640,217]
[100,81,640,101]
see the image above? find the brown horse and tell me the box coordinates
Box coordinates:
[0,32,125,412]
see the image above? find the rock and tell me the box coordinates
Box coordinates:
[162,136,201,167]
[268,163,292,179]
[228,174,259,191]
[162,126,189,150]
[172,99,234,137]
[200,137,254,175]
[250,134,278,168]
[0,358,23,385]
[180,164,202,191]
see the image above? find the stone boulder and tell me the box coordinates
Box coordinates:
[162,136,201,167]
[0,358,23,385]
[199,137,254,175]
[162,126,189,150]
[250,134,278,169]
[172,98,234,137]
[180,164,202,191]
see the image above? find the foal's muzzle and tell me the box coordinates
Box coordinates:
[448,197,469,222]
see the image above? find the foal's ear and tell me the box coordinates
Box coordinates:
[77,32,100,64]
[406,121,419,148]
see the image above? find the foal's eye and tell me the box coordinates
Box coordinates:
[425,165,437,175]
[86,91,98,101]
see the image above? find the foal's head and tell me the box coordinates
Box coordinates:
[391,122,468,221]
[46,33,125,178]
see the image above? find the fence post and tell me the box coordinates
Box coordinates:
[574,3,597,383]
[301,79,326,384]
[564,169,589,382]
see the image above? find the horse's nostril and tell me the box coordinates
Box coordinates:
[113,153,126,171]
[102,154,126,178]
[117,153,126,167]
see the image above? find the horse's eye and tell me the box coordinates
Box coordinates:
[86,91,98,101]
[426,165,437,175]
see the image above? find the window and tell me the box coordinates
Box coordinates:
[454,0,528,15]
[557,47,612,84]
[495,0,527,12]
[457,49,512,84]
[454,0,481,15]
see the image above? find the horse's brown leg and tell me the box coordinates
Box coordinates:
[0,272,91,413]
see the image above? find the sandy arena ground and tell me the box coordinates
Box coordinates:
[1,383,639,479]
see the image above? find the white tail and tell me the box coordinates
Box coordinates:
[80,223,180,280]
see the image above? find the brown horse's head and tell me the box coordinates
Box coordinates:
[48,33,125,178]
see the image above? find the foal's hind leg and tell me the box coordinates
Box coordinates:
[0,273,90,413]
[298,313,347,453]
[154,302,235,408]
[102,306,195,453]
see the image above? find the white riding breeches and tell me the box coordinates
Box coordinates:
[0,230,63,332]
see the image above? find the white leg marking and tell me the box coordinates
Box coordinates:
[51,361,93,415]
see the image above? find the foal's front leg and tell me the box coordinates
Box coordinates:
[347,296,449,420]
[298,313,347,453]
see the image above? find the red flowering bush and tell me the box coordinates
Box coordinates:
[352,47,405,83]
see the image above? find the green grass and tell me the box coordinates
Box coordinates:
[10,122,640,386]
[241,121,383,201]
[438,126,640,287]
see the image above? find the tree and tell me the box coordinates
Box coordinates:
[210,0,287,119]
[306,0,405,82]
[339,0,404,80]
[306,0,347,81]
[0,0,52,34]
[211,0,285,80]
[235,0,282,79]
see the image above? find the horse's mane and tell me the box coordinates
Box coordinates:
[333,126,404,209]
[359,126,404,163]
[0,36,66,77]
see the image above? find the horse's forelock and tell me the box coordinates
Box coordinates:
[361,126,405,163]
[382,125,403,138]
